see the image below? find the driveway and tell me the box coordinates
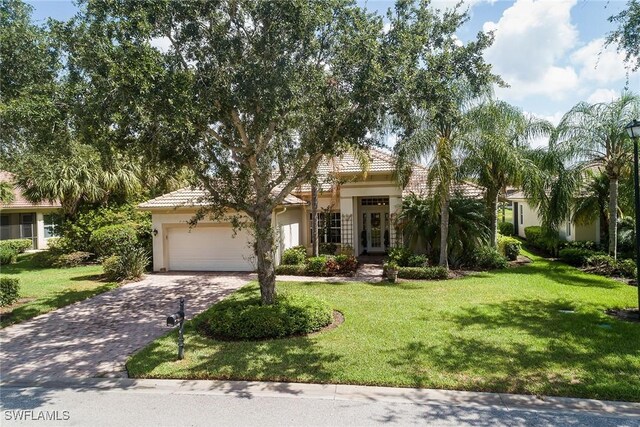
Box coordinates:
[0,273,250,381]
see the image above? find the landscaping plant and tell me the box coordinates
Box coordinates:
[0,277,20,307]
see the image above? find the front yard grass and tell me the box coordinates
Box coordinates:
[1,253,118,328]
[127,250,640,402]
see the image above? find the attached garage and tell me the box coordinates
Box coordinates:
[166,226,254,271]
[139,188,306,273]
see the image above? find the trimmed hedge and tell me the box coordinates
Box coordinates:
[0,239,32,254]
[204,291,333,340]
[397,266,448,280]
[275,264,307,275]
[0,276,20,306]
[0,247,17,265]
[470,246,508,270]
[558,248,598,267]
[498,221,514,236]
[90,224,138,258]
[281,247,306,265]
[497,235,521,261]
[102,247,149,282]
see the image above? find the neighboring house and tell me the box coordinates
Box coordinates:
[0,172,62,250]
[139,149,484,272]
[507,191,600,243]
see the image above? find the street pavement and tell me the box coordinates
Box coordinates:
[1,378,639,427]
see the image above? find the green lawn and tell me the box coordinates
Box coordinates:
[127,250,640,402]
[1,253,118,328]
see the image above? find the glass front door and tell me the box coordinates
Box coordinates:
[363,211,386,252]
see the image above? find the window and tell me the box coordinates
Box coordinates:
[309,212,341,243]
[0,215,9,240]
[566,219,571,237]
[520,208,524,225]
[43,214,61,238]
[361,197,389,206]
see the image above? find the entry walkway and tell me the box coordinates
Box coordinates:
[0,273,249,381]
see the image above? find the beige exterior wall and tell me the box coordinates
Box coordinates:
[512,200,542,238]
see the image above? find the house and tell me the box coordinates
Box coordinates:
[0,172,62,249]
[139,149,484,272]
[506,191,600,243]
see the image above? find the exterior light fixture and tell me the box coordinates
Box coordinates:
[153,228,158,236]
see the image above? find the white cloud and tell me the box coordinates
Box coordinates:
[150,37,171,53]
[586,88,619,104]
[483,0,579,100]
[571,38,628,84]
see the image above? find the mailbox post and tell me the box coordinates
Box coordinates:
[166,297,185,359]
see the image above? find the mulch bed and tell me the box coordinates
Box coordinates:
[605,308,640,323]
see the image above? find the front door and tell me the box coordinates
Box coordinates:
[362,210,386,253]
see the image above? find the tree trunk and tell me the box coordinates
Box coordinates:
[488,191,499,248]
[608,177,618,259]
[311,180,319,257]
[439,194,450,269]
[254,209,277,305]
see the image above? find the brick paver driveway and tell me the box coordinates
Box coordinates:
[0,273,250,381]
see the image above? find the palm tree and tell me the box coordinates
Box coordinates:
[0,180,14,204]
[461,100,553,247]
[553,93,640,258]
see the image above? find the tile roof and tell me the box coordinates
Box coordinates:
[138,187,307,209]
[402,167,485,199]
[0,171,61,209]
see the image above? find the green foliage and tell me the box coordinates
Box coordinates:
[470,246,508,270]
[0,247,17,265]
[102,247,149,282]
[617,258,637,278]
[559,248,596,267]
[0,239,32,254]
[275,264,307,276]
[560,240,602,252]
[204,291,333,340]
[306,256,328,276]
[319,242,337,255]
[397,266,448,280]
[334,255,358,275]
[606,0,640,72]
[53,251,93,268]
[524,226,542,244]
[0,276,20,307]
[387,247,414,267]
[498,221,514,236]
[497,235,521,261]
[407,254,429,267]
[585,254,618,276]
[281,247,306,266]
[90,224,138,258]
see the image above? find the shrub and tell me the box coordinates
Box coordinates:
[205,291,333,340]
[497,235,522,261]
[46,237,76,255]
[102,247,149,281]
[53,251,93,268]
[585,254,617,276]
[0,277,20,307]
[470,246,508,270]
[334,254,358,275]
[407,254,429,267]
[339,244,354,256]
[397,266,448,280]
[617,259,637,278]
[0,247,17,265]
[498,221,514,236]
[0,239,32,254]
[387,247,413,267]
[319,242,337,255]
[560,240,601,252]
[90,224,138,258]
[281,247,306,265]
[524,226,542,244]
[275,264,307,275]
[558,248,598,267]
[306,256,328,276]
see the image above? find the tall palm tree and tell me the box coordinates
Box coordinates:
[394,86,481,269]
[553,92,640,258]
[0,180,14,204]
[461,100,553,247]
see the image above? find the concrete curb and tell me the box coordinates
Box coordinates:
[2,377,639,417]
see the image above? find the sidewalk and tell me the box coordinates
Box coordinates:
[3,377,639,418]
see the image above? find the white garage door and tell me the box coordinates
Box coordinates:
[167,226,255,271]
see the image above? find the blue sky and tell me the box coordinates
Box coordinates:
[27,0,640,147]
